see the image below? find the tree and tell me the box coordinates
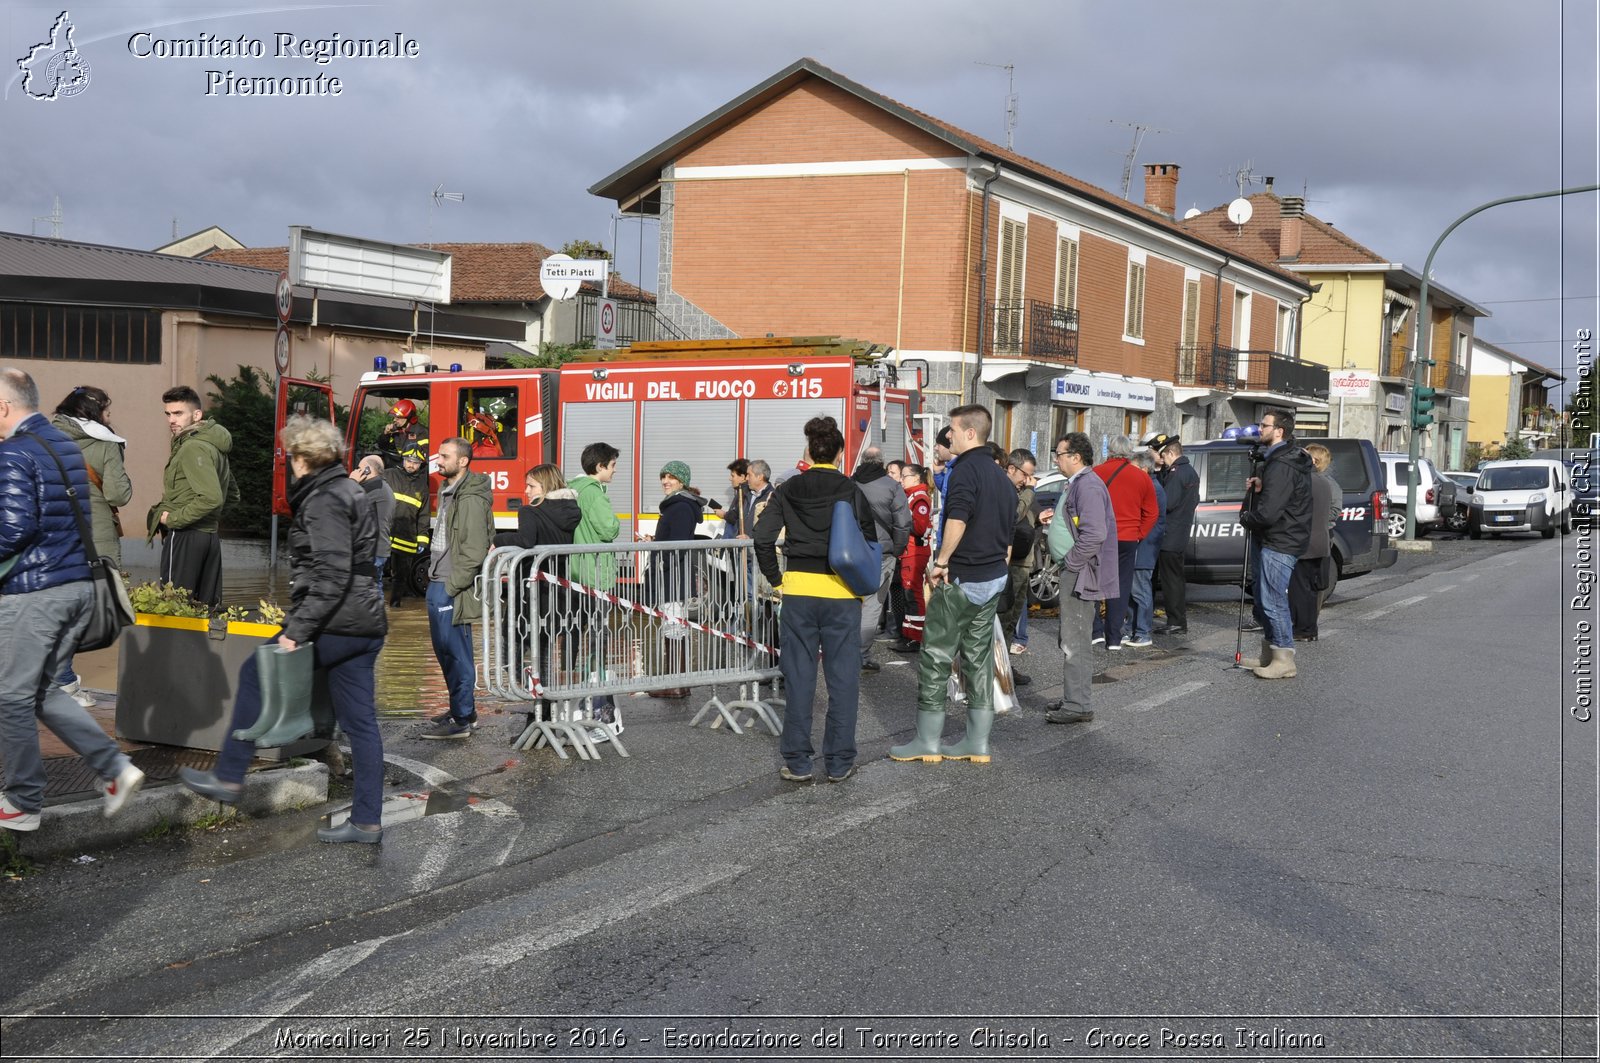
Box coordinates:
[204,366,275,537]
[558,239,611,261]
[1499,436,1534,460]
[498,341,587,369]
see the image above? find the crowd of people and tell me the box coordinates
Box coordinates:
[0,358,1336,838]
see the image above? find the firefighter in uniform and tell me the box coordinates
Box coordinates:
[378,398,427,464]
[381,444,431,607]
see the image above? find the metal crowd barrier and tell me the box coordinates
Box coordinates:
[480,539,785,758]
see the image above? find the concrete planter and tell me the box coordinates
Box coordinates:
[114,615,323,757]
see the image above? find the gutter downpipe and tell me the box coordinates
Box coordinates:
[971,160,1003,405]
[1209,255,1230,436]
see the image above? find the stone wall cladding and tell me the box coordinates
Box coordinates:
[654,166,737,341]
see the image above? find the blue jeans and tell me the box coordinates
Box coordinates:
[427,580,477,720]
[0,582,130,813]
[1015,606,1029,646]
[778,594,861,777]
[214,634,386,825]
[1127,567,1154,640]
[1092,541,1139,648]
[1251,541,1296,649]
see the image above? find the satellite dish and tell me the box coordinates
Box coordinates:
[1227,198,1254,226]
[1183,206,1202,220]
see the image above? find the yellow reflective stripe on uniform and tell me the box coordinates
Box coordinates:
[393,493,423,508]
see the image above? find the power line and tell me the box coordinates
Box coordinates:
[1477,294,1599,304]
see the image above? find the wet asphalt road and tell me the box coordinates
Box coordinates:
[1,529,1595,1061]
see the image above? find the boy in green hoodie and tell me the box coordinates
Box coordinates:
[148,386,238,609]
[566,442,622,730]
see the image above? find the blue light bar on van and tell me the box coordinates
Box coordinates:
[373,356,388,373]
[450,363,462,373]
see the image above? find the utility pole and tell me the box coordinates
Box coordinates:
[1402,183,1600,541]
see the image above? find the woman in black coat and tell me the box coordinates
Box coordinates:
[182,417,388,844]
[494,464,583,715]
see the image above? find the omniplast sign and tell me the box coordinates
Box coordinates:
[1329,371,1376,398]
[1050,370,1155,411]
[561,359,854,404]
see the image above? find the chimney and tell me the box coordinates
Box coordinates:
[1143,163,1179,218]
[1279,195,1305,262]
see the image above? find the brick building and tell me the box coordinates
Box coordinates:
[1184,188,1488,467]
[590,58,1321,454]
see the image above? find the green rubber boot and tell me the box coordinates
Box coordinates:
[888,709,946,762]
[940,708,994,763]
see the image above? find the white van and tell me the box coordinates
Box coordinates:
[1467,458,1572,539]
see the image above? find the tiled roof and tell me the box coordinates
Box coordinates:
[1180,192,1386,266]
[589,57,1309,289]
[205,243,653,303]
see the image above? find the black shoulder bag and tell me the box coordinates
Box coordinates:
[19,431,136,651]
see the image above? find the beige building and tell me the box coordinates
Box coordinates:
[1469,338,1564,453]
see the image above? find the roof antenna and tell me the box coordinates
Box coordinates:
[975,61,1017,149]
[427,183,465,248]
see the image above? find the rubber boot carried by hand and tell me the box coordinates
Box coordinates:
[235,643,317,747]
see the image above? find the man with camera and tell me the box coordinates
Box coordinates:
[1240,409,1314,679]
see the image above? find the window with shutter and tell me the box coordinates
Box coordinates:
[1056,238,1079,310]
[1182,279,1201,346]
[996,218,1025,353]
[1124,261,1146,339]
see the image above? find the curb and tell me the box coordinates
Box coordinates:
[15,763,330,861]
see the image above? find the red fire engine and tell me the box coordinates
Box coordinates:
[275,337,925,538]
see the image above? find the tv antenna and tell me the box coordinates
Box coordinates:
[1110,120,1171,200]
[1222,159,1268,200]
[32,195,62,239]
[975,61,1017,149]
[427,183,465,247]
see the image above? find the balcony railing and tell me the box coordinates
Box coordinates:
[989,300,1080,363]
[1176,344,1329,401]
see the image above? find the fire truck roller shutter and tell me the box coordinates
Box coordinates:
[640,399,738,526]
[743,397,848,479]
[859,398,911,467]
[562,401,637,543]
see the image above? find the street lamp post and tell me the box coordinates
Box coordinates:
[1403,184,1600,541]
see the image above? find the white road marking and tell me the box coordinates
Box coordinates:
[1358,594,1428,621]
[1123,680,1210,713]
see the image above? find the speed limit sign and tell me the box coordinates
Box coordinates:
[275,271,293,323]
[596,297,618,349]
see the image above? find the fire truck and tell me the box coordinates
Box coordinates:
[275,337,925,540]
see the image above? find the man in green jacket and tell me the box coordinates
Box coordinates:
[148,386,237,609]
[420,438,494,739]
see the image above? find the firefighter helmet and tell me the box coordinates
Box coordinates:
[392,398,417,421]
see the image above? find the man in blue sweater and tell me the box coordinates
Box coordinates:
[889,404,1014,765]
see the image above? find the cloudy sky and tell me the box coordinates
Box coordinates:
[3,0,1595,396]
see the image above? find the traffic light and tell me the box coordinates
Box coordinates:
[1411,384,1437,429]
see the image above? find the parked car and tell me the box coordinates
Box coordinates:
[1441,471,1479,531]
[1028,436,1397,607]
[1467,458,1573,539]
[1379,452,1458,538]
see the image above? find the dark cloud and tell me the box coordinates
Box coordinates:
[2,0,1594,390]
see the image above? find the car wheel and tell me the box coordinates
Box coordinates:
[410,552,431,595]
[1029,563,1060,609]
[1468,522,1481,540]
[1562,515,1573,535]
[1446,510,1468,532]
[1386,511,1407,539]
[1542,527,1556,539]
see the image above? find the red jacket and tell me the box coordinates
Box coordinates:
[1094,458,1158,543]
